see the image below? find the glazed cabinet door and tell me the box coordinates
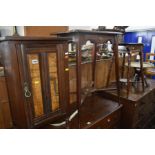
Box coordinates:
[17,43,68,128]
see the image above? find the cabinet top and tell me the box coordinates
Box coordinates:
[55,29,123,36]
[0,36,71,42]
[119,43,144,46]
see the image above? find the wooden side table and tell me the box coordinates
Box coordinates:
[55,29,123,129]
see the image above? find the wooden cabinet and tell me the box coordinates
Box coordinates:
[0,36,70,128]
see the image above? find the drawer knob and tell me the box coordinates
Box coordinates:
[86,122,91,125]
[107,118,111,123]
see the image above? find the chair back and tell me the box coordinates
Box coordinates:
[146,53,155,63]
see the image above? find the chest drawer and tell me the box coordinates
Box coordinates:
[133,91,155,128]
[89,107,122,129]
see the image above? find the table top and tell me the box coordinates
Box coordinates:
[0,67,4,76]
[125,62,154,68]
[56,29,123,36]
[0,36,71,42]
[119,43,143,46]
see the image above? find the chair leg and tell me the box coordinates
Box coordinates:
[127,51,131,97]
[139,49,145,91]
[121,53,126,78]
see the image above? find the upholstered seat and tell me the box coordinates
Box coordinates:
[145,53,155,77]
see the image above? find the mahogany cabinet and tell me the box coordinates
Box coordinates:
[0,36,70,128]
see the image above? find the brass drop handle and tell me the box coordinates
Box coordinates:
[24,82,31,98]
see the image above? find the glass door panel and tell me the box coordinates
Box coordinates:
[48,53,60,111]
[27,54,44,117]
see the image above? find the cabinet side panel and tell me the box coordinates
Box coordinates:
[1,42,28,128]
[0,77,13,128]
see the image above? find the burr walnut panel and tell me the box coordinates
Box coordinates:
[27,54,44,117]
[48,53,60,111]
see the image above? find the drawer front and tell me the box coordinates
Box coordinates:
[133,91,155,128]
[89,109,121,129]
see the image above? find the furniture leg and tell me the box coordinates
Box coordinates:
[139,48,145,91]
[127,50,131,97]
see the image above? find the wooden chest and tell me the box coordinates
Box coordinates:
[103,79,155,128]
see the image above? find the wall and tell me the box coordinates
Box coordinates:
[124,30,155,60]
[126,26,155,32]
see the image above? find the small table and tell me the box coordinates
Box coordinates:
[125,61,154,87]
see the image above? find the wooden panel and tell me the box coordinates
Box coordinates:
[27,54,44,117]
[95,59,115,88]
[24,26,68,36]
[0,77,12,128]
[69,59,116,104]
[0,77,9,102]
[69,65,77,104]
[48,53,60,111]
[89,109,121,129]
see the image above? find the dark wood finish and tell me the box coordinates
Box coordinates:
[56,29,122,128]
[0,76,13,128]
[0,36,70,128]
[102,79,155,128]
[69,93,122,129]
[47,92,122,129]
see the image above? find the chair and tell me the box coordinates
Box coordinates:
[108,43,145,97]
[145,53,155,78]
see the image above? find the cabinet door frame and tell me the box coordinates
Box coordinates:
[16,42,68,128]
